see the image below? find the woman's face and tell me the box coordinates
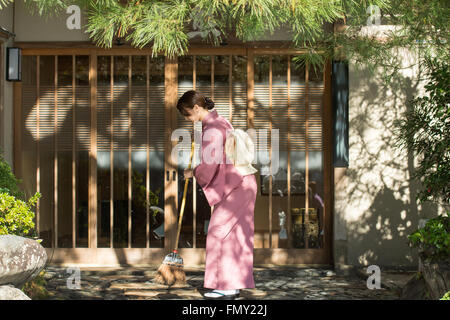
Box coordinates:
[182,104,203,122]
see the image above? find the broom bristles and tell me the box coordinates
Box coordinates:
[154,262,186,286]
[155,263,175,285]
[173,266,186,283]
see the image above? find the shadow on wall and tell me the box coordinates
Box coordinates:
[341,48,441,268]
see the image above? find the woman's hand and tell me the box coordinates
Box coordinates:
[183,169,194,179]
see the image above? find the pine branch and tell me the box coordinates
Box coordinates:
[0,0,13,10]
[5,0,448,79]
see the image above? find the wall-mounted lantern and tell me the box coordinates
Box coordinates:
[6,47,21,82]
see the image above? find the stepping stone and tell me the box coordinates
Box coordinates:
[109,282,157,290]
[101,275,143,281]
[164,289,203,298]
[241,289,267,297]
[124,290,161,298]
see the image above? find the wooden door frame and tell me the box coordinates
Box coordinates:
[13,46,333,266]
[0,40,3,153]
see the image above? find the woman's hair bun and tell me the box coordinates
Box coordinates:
[204,97,215,110]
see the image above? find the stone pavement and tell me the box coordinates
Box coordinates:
[41,265,415,300]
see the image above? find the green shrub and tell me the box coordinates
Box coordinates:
[0,148,25,200]
[394,58,450,207]
[0,191,41,237]
[440,291,450,300]
[407,212,450,263]
[0,148,41,237]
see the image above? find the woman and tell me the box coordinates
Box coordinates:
[177,90,257,300]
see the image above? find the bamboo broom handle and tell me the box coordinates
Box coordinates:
[174,141,195,251]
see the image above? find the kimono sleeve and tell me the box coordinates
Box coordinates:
[193,160,219,189]
[193,128,223,190]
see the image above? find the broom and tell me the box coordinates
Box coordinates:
[154,141,195,286]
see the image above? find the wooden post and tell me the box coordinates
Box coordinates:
[54,56,58,248]
[72,55,76,248]
[269,55,273,249]
[304,62,309,249]
[89,51,98,249]
[146,55,150,248]
[287,55,291,249]
[164,56,178,252]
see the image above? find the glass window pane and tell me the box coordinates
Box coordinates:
[56,61,74,246]
[76,56,89,86]
[148,151,165,248]
[97,151,111,248]
[150,56,164,85]
[213,55,230,120]
[40,55,55,85]
[132,55,146,86]
[75,79,90,247]
[306,62,324,249]
[178,55,193,87]
[131,153,147,248]
[253,55,270,249]
[97,56,111,85]
[290,151,306,248]
[57,150,73,248]
[271,55,288,152]
[113,151,129,248]
[254,55,269,85]
[97,55,112,247]
[76,151,89,248]
[148,55,165,248]
[231,55,247,130]
[214,55,229,85]
[196,55,211,87]
[114,56,129,85]
[22,55,37,85]
[307,151,324,249]
[272,55,287,85]
[57,55,72,86]
[38,55,55,247]
[291,57,305,85]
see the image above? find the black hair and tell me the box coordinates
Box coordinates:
[176,90,215,116]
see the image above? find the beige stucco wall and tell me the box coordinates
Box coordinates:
[0,4,14,168]
[0,3,13,31]
[14,1,90,42]
[12,1,294,42]
[334,47,445,269]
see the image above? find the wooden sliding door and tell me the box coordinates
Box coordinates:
[249,50,332,264]
[171,48,332,264]
[15,47,331,265]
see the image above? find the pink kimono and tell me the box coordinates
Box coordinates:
[193,109,257,290]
